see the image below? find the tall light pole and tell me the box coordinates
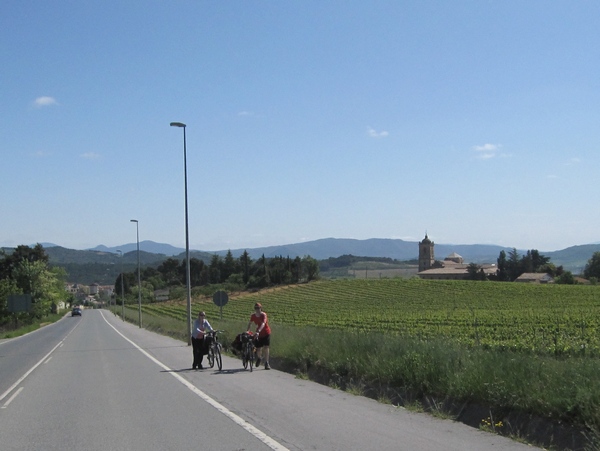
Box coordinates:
[130,219,142,328]
[116,249,125,321]
[170,121,192,346]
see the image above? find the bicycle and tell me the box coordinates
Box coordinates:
[206,330,223,371]
[240,331,256,372]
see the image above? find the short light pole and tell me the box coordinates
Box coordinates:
[116,249,125,321]
[130,219,142,328]
[170,121,192,346]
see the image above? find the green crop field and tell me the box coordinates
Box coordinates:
[138,278,600,357]
[127,278,600,445]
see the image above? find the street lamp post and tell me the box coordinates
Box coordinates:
[170,121,192,346]
[130,219,142,328]
[116,250,125,321]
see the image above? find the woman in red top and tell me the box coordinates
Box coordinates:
[246,302,271,370]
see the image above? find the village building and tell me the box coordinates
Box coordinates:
[515,273,554,284]
[417,234,497,280]
[89,283,100,295]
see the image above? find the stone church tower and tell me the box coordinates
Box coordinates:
[418,233,435,272]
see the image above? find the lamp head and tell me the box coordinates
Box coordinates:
[170,122,186,128]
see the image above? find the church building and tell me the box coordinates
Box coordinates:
[417,233,497,280]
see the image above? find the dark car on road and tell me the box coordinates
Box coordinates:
[71,307,82,317]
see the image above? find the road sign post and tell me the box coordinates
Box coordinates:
[212,290,229,319]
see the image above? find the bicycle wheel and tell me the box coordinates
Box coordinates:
[207,344,215,368]
[242,344,249,369]
[249,345,254,372]
[215,343,222,371]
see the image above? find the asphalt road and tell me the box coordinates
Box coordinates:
[0,310,541,451]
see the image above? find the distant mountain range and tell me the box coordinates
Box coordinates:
[29,238,600,274]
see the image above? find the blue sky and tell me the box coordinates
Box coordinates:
[2,1,599,253]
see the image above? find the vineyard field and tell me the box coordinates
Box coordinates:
[137,278,600,356]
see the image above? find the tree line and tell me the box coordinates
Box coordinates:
[3,243,600,329]
[466,248,600,284]
[0,245,71,329]
[114,250,320,302]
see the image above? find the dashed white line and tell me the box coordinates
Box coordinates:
[2,387,24,409]
[0,321,80,403]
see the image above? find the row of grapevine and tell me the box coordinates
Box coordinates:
[139,279,600,356]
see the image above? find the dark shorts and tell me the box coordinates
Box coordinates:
[255,334,270,348]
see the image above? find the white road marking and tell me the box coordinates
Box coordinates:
[0,321,80,403]
[100,311,290,451]
[2,387,24,409]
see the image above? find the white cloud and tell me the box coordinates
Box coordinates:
[473,143,499,152]
[81,152,100,160]
[33,96,58,108]
[367,126,389,138]
[566,157,581,165]
[473,143,502,159]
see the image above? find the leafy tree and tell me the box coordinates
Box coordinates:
[466,263,487,281]
[157,258,181,285]
[521,250,534,274]
[584,252,600,280]
[11,260,67,318]
[114,273,130,297]
[222,251,238,282]
[146,275,166,290]
[0,278,20,324]
[496,248,552,282]
[267,256,293,285]
[189,257,206,287]
[291,256,302,283]
[540,263,558,277]
[239,251,252,284]
[142,267,159,281]
[530,250,550,272]
[110,248,322,297]
[226,273,244,286]
[130,281,155,303]
[555,271,575,285]
[248,254,270,288]
[303,256,320,281]
[467,263,479,280]
[496,251,509,281]
[507,248,521,281]
[0,244,49,280]
[208,255,221,284]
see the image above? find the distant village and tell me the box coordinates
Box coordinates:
[416,234,557,283]
[65,235,563,307]
[65,282,115,307]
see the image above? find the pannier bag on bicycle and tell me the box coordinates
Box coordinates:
[231,331,254,353]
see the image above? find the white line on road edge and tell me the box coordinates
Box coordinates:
[2,387,24,409]
[0,322,80,403]
[100,311,290,451]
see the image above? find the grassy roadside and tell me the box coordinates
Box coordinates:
[0,312,66,339]
[113,305,599,451]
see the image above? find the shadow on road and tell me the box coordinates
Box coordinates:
[161,367,251,375]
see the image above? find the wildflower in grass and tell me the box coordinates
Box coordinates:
[480,416,503,432]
